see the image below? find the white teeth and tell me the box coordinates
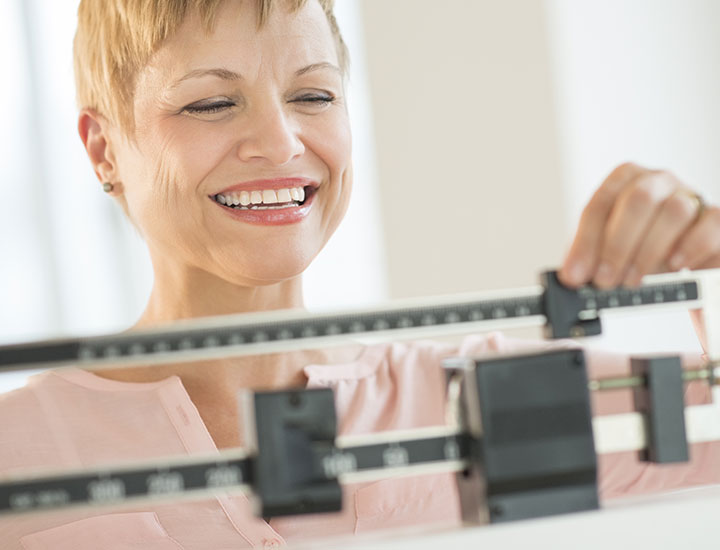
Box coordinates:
[262,189,278,204]
[215,186,310,209]
[277,188,292,203]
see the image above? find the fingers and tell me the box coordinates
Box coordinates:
[561,162,716,290]
[620,188,701,286]
[560,162,643,286]
[669,206,720,269]
[592,172,678,288]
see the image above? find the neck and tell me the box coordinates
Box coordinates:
[133,262,305,329]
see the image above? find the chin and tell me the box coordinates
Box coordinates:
[215,242,322,286]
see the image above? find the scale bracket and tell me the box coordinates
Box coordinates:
[542,271,602,338]
[453,349,599,523]
[253,389,342,517]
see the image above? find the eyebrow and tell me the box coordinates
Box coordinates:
[169,68,241,89]
[168,62,341,89]
[294,62,341,77]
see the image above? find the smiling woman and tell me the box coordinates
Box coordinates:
[0,0,384,350]
[77,0,353,317]
[71,0,368,433]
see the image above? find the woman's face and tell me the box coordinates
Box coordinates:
[110,0,351,287]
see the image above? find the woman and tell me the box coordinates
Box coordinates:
[1,0,719,547]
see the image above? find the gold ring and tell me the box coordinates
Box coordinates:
[676,189,706,222]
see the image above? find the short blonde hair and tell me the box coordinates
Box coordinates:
[73,0,348,133]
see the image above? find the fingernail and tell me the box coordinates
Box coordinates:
[566,261,587,284]
[669,253,686,270]
[624,265,640,287]
[595,262,615,286]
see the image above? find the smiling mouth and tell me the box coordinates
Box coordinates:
[211,185,316,210]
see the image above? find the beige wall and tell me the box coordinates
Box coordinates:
[360,0,568,299]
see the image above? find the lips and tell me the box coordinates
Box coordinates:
[209,183,319,226]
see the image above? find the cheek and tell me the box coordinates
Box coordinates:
[149,121,230,188]
[308,113,352,183]
[310,115,353,234]
[117,126,217,238]
[328,118,353,213]
[133,121,230,204]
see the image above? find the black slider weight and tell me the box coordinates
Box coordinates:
[631,356,689,464]
[452,349,599,523]
[252,389,342,517]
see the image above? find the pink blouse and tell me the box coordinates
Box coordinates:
[0,333,717,549]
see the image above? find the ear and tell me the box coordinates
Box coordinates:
[78,108,121,191]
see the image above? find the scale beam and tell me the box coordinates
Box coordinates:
[0,268,713,373]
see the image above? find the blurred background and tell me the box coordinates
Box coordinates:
[1,0,718,390]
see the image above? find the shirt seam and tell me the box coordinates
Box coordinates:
[150,512,187,550]
[50,368,179,392]
[216,498,257,547]
[157,385,196,455]
[157,383,281,546]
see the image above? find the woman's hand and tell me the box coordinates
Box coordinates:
[559,162,720,289]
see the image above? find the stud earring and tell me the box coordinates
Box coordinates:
[102,182,114,193]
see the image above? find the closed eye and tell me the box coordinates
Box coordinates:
[291,94,336,106]
[182,100,236,115]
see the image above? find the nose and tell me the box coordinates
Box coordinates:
[235,100,305,166]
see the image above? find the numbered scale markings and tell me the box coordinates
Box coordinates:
[320,429,472,483]
[0,273,700,372]
[0,429,471,514]
[0,452,252,514]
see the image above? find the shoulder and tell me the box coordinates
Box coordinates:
[0,373,59,473]
[0,369,131,473]
[0,370,58,416]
